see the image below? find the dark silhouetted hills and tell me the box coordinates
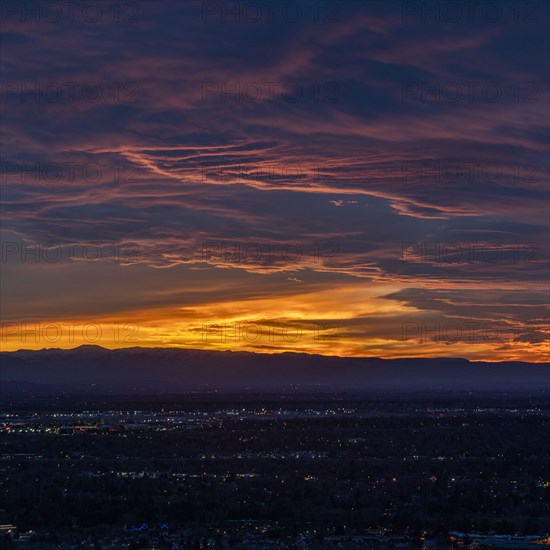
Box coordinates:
[1,345,548,396]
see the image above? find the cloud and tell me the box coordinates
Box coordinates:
[1,0,548,360]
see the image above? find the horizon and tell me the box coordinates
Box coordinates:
[2,343,549,364]
[4,342,549,395]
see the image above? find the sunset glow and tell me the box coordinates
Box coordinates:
[1,1,548,362]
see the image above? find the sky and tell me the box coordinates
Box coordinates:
[0,0,549,361]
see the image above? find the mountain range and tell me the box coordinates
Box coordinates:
[1,345,548,396]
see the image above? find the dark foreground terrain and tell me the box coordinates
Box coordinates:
[0,392,549,549]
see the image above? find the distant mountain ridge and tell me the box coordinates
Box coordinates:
[1,345,548,395]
